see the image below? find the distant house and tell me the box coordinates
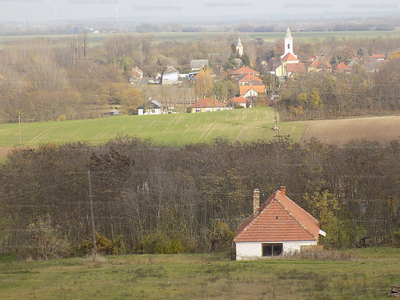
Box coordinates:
[286,63,306,77]
[234,187,325,260]
[230,67,260,77]
[191,98,226,113]
[190,59,209,71]
[226,96,251,108]
[371,54,385,61]
[238,74,263,86]
[162,66,179,85]
[334,62,351,73]
[239,85,265,98]
[129,67,144,84]
[308,58,332,73]
[138,98,164,115]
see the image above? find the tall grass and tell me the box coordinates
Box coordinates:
[0,248,399,299]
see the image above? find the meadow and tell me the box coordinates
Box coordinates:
[1,29,400,49]
[0,107,304,149]
[0,248,399,300]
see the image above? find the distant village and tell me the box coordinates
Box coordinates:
[132,27,388,116]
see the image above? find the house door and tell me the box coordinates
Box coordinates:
[262,243,283,257]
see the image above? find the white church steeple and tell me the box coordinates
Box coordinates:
[281,27,297,59]
[236,37,243,57]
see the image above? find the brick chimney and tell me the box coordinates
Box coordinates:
[253,188,260,216]
[280,186,286,197]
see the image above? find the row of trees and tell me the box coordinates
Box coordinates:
[279,53,400,120]
[1,136,399,259]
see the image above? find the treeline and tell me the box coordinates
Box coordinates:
[0,136,399,258]
[279,54,400,120]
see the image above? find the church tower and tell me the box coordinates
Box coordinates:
[236,37,243,57]
[281,27,297,59]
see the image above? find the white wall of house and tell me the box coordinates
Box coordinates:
[235,240,317,260]
[243,89,258,98]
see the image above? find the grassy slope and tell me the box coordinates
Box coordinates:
[0,248,399,299]
[0,107,305,148]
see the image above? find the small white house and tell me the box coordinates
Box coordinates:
[138,99,163,115]
[234,187,325,260]
[162,66,179,85]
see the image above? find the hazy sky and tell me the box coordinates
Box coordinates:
[1,0,399,23]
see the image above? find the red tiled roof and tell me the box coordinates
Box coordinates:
[371,54,385,59]
[238,74,262,83]
[230,67,259,75]
[239,85,265,95]
[227,96,249,104]
[281,53,298,62]
[335,62,351,70]
[234,189,319,243]
[191,98,226,108]
[286,63,306,73]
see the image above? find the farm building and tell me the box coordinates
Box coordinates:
[234,187,325,260]
[162,66,179,85]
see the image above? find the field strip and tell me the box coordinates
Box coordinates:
[235,124,249,142]
[202,123,218,141]
[197,122,215,142]
[28,126,56,144]
[94,124,114,138]
[162,116,183,134]
[288,126,296,135]
[101,123,117,138]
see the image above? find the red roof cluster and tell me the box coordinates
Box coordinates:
[234,188,320,243]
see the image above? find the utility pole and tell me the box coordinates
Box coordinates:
[18,113,21,145]
[88,170,97,254]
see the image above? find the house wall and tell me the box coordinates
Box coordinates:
[235,240,317,260]
[243,89,258,98]
[191,107,225,113]
[162,72,179,85]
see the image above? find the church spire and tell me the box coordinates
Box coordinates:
[236,37,243,57]
[281,26,297,59]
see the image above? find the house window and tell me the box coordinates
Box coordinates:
[262,243,283,257]
[288,43,290,49]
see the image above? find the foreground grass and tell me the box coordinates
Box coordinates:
[0,248,399,299]
[0,107,305,147]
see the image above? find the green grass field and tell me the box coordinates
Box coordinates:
[0,248,399,299]
[0,108,304,148]
[1,30,400,49]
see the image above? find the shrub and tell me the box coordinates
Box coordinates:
[75,232,125,256]
[25,215,70,260]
